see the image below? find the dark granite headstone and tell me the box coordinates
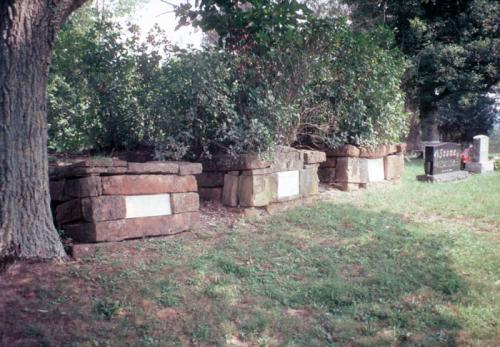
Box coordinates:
[424,143,461,175]
[418,143,468,183]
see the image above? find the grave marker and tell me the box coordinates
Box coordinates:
[466,135,494,173]
[417,143,468,182]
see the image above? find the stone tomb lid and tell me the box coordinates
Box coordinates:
[424,142,461,175]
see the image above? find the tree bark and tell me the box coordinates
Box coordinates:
[419,100,440,142]
[0,0,86,262]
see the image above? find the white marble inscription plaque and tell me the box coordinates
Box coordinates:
[277,170,300,199]
[125,194,171,219]
[366,158,385,182]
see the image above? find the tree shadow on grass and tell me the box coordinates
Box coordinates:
[242,202,469,346]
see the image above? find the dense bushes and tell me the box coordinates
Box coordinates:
[48,3,409,159]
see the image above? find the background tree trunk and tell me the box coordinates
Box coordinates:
[419,100,440,142]
[0,0,86,262]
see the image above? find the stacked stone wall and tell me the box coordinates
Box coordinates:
[50,159,202,243]
[318,144,406,191]
[197,147,326,208]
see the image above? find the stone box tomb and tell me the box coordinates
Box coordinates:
[196,146,326,209]
[49,159,202,244]
[317,144,406,191]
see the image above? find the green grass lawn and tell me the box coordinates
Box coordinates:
[1,160,499,346]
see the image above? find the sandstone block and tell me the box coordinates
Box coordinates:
[81,196,126,222]
[101,175,197,195]
[300,167,319,196]
[55,199,82,225]
[386,144,398,155]
[178,162,203,175]
[327,145,360,157]
[270,146,304,171]
[335,157,367,183]
[222,174,239,207]
[50,180,66,201]
[301,150,326,164]
[320,157,337,168]
[359,145,388,158]
[384,153,405,180]
[202,154,269,172]
[240,168,274,176]
[396,143,407,153]
[198,187,222,201]
[73,158,127,168]
[65,176,102,198]
[238,174,276,207]
[318,167,336,183]
[64,212,199,243]
[171,192,199,213]
[196,172,225,187]
[127,161,179,174]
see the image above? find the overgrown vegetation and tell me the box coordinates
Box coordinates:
[48,0,409,158]
[1,161,498,346]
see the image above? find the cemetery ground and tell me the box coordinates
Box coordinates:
[1,160,499,347]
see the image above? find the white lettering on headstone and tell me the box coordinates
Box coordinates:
[125,194,171,219]
[277,170,300,199]
[366,158,385,182]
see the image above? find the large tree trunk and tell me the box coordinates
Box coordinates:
[0,0,86,262]
[419,100,440,142]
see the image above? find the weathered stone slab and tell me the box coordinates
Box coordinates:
[318,167,336,183]
[335,157,367,183]
[465,161,494,173]
[397,143,407,153]
[81,196,127,222]
[299,167,319,196]
[125,194,172,218]
[277,170,300,199]
[198,187,222,201]
[222,174,239,207]
[238,174,277,207]
[417,171,468,183]
[202,154,269,172]
[240,168,275,176]
[360,145,388,159]
[171,192,199,213]
[300,150,326,164]
[326,145,360,157]
[386,144,398,155]
[320,157,337,168]
[196,172,225,187]
[384,153,404,180]
[55,199,82,225]
[101,175,197,195]
[366,158,385,182]
[178,162,203,175]
[64,212,199,243]
[73,158,127,168]
[270,147,304,171]
[65,176,102,198]
[50,180,66,202]
[81,196,126,222]
[127,161,179,174]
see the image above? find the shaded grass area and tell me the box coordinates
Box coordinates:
[1,160,499,346]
